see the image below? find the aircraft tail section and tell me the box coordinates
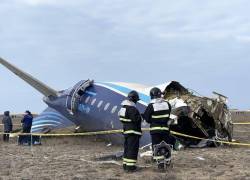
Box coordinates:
[31,107,75,133]
[0,57,57,97]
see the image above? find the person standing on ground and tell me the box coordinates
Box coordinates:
[2,111,13,142]
[119,91,142,172]
[19,110,33,145]
[143,87,173,169]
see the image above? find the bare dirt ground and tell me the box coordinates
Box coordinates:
[0,124,250,180]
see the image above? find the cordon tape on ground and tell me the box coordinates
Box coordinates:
[232,122,250,125]
[1,128,250,147]
[1,122,250,126]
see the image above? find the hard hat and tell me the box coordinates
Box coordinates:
[128,90,140,103]
[150,87,162,99]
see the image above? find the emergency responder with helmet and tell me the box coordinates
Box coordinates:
[119,90,142,172]
[143,87,173,169]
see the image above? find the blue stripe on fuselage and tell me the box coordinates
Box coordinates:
[34,112,68,121]
[32,120,62,125]
[98,82,151,104]
[31,110,74,133]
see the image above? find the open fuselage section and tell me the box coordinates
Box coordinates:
[32,81,153,145]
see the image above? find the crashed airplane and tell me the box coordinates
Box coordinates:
[0,57,233,147]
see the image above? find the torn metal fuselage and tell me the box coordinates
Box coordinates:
[163,81,233,147]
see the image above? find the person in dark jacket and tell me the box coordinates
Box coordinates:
[22,111,33,133]
[143,87,174,169]
[2,111,13,142]
[19,110,33,145]
[119,90,142,172]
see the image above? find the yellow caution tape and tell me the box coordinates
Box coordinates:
[0,129,123,137]
[142,128,250,146]
[0,128,250,147]
[233,122,250,125]
[0,122,248,126]
[170,130,250,146]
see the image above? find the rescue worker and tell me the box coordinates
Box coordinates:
[119,90,142,172]
[2,111,13,142]
[143,87,173,169]
[19,110,33,145]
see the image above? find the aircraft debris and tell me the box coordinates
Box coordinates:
[164,81,233,147]
[195,157,205,161]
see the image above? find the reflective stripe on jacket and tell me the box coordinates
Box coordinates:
[143,98,171,134]
[119,100,142,136]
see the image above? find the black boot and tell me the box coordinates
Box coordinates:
[123,164,127,171]
[157,163,166,172]
[126,166,137,173]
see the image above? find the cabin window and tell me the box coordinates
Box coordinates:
[91,98,96,106]
[111,106,118,114]
[85,96,90,104]
[97,101,103,108]
[104,103,110,111]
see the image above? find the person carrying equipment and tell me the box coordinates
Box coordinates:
[143,87,174,170]
[119,90,142,172]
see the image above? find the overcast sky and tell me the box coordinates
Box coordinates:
[0,0,250,113]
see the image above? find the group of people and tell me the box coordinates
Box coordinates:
[1,110,33,145]
[119,87,174,172]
